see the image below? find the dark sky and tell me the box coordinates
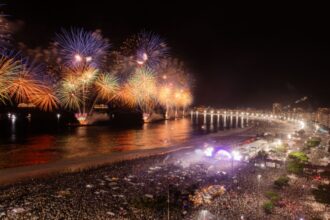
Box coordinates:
[3,1,330,109]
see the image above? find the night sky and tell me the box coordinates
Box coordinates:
[3,1,330,109]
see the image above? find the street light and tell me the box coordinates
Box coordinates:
[299,121,305,129]
[11,114,16,123]
[204,147,214,157]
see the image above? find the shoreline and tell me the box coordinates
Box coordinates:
[0,126,253,186]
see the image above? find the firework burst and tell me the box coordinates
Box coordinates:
[57,84,81,111]
[31,88,59,112]
[136,31,168,68]
[158,85,173,108]
[57,66,104,113]
[158,58,191,89]
[57,73,81,111]
[55,28,110,68]
[94,73,119,102]
[180,90,193,108]
[156,58,193,113]
[8,74,41,103]
[121,67,157,113]
[121,31,168,70]
[6,63,59,111]
[0,55,21,103]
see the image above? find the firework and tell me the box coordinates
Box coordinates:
[173,89,193,107]
[172,89,193,116]
[94,73,119,102]
[121,31,168,69]
[56,66,120,122]
[7,63,57,110]
[158,85,173,118]
[158,58,192,89]
[55,28,110,68]
[136,31,168,68]
[79,66,99,85]
[8,75,59,111]
[156,58,193,114]
[121,67,157,113]
[8,75,40,103]
[119,83,138,108]
[0,16,193,117]
[57,73,82,111]
[158,86,172,107]
[57,66,104,113]
[0,56,21,103]
[57,85,81,111]
[1,52,58,111]
[174,89,183,107]
[180,90,193,108]
[31,88,59,112]
[7,62,45,103]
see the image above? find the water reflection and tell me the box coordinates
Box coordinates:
[0,115,251,169]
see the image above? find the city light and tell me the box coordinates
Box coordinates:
[231,150,242,161]
[299,121,305,129]
[276,139,282,145]
[204,147,214,157]
[11,114,16,123]
[315,124,320,131]
[215,150,232,160]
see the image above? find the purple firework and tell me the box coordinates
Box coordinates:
[135,31,169,69]
[55,28,110,68]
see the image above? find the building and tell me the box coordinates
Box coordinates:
[316,108,330,127]
[272,103,282,115]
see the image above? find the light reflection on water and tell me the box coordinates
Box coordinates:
[0,116,249,169]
